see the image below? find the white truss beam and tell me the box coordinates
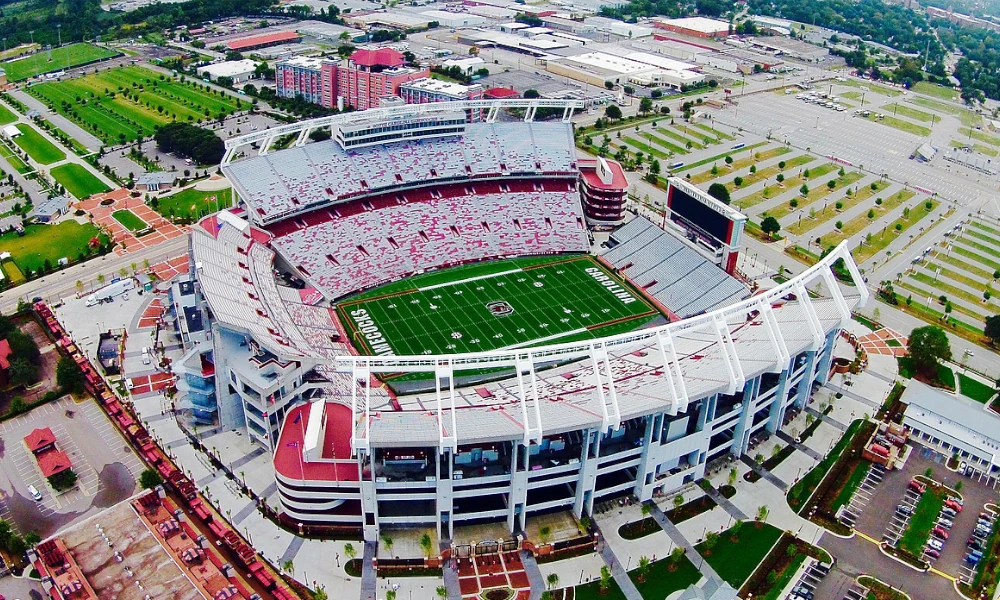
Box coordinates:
[712,314,745,394]
[795,283,825,350]
[819,269,852,322]
[655,328,689,415]
[350,361,371,455]
[591,345,621,431]
[435,361,458,452]
[757,300,790,372]
[515,355,543,445]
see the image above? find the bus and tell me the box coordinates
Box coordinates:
[731,143,745,150]
[670,161,684,169]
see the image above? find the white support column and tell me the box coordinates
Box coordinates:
[713,314,745,394]
[835,245,870,306]
[524,104,537,122]
[515,355,543,445]
[436,361,458,452]
[758,301,790,372]
[221,148,235,165]
[350,360,371,455]
[655,328,689,415]
[795,283,825,350]
[259,136,276,156]
[486,104,499,122]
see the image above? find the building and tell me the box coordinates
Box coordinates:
[196,59,259,84]
[578,157,628,227]
[24,427,72,479]
[30,195,70,222]
[546,51,704,89]
[398,78,484,119]
[168,275,219,426]
[344,12,433,30]
[225,31,301,52]
[275,48,429,111]
[1,124,20,140]
[419,10,490,28]
[135,171,177,192]
[901,381,1000,475]
[653,17,731,38]
[926,6,1000,32]
[198,102,866,540]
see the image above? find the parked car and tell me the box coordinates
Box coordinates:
[908,480,927,493]
[966,554,981,566]
[945,499,963,512]
[937,518,954,529]
[928,538,944,551]
[897,505,914,516]
[942,507,957,519]
[932,527,949,539]
[925,548,941,559]
[28,485,42,501]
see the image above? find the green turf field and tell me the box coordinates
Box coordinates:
[51,163,110,198]
[155,186,231,220]
[337,256,660,357]
[27,66,243,144]
[0,221,105,274]
[4,43,118,81]
[11,124,65,164]
[112,209,148,232]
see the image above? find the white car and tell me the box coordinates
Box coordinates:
[928,538,944,551]
[28,485,42,501]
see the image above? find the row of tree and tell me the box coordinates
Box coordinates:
[154,122,225,166]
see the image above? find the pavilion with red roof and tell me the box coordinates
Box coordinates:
[24,427,73,478]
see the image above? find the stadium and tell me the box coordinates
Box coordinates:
[189,99,867,542]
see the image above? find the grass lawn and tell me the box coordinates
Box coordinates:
[623,135,674,159]
[912,81,961,102]
[0,141,31,173]
[27,65,243,144]
[851,199,937,264]
[674,141,769,173]
[696,522,782,588]
[337,255,660,356]
[0,221,104,274]
[629,555,700,600]
[958,127,1000,148]
[949,139,998,157]
[50,163,110,198]
[788,180,885,236]
[958,374,995,404]
[866,113,932,137]
[154,186,231,220]
[576,578,626,600]
[898,486,946,555]
[884,104,937,123]
[1,260,25,284]
[693,122,734,140]
[112,209,148,232]
[841,79,903,97]
[788,420,864,512]
[0,103,16,126]
[10,124,65,164]
[4,43,118,81]
[831,462,870,513]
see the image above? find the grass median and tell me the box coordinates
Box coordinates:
[897,485,946,556]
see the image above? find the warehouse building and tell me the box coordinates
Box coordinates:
[653,17,731,39]
[196,59,259,84]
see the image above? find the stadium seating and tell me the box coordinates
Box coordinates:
[270,183,589,300]
[602,217,749,318]
[224,122,576,222]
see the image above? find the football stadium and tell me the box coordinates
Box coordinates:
[189,99,867,541]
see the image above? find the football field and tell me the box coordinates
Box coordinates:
[336,256,660,357]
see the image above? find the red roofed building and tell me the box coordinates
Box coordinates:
[0,338,12,386]
[226,31,301,52]
[24,427,73,479]
[484,87,519,99]
[275,48,429,111]
[578,157,629,227]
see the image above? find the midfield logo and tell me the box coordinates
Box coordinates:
[487,301,514,317]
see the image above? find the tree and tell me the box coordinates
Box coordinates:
[761,216,780,239]
[673,494,684,509]
[776,173,785,183]
[140,468,163,490]
[154,122,224,166]
[907,326,951,377]
[436,587,448,600]
[8,358,37,387]
[599,566,612,592]
[547,573,560,589]
[985,315,1000,345]
[344,543,357,561]
[639,97,654,114]
[57,355,84,394]
[731,519,743,537]
[382,534,394,554]
[733,176,744,187]
[728,467,738,487]
[757,505,770,521]
[48,469,78,492]
[637,556,651,582]
[707,182,731,205]
[703,531,719,550]
[725,155,734,166]
[800,184,809,195]
[604,105,623,120]
[420,532,434,557]
[387,591,397,600]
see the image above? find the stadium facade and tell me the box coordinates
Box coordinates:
[190,100,867,542]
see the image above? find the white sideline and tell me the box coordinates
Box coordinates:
[501,327,588,350]
[418,268,522,291]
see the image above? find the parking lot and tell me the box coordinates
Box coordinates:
[0,395,142,537]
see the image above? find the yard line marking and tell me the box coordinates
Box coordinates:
[419,268,523,291]
[500,328,588,350]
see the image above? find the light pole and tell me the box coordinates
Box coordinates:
[57,24,62,48]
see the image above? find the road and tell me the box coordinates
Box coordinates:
[0,236,187,313]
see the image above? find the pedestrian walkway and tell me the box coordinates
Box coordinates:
[702,485,749,521]
[647,503,723,584]
[593,522,643,600]
[824,383,880,409]
[741,455,790,492]
[362,541,378,600]
[807,406,848,432]
[520,550,545,600]
[776,431,823,461]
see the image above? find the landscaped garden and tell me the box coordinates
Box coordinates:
[958,373,996,404]
[628,553,700,600]
[696,521,782,588]
[27,66,243,144]
[50,163,110,199]
[112,209,148,232]
[153,186,231,220]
